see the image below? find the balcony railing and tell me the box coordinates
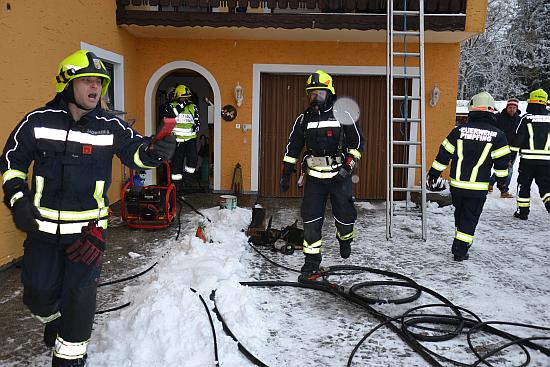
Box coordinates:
[116,0,467,31]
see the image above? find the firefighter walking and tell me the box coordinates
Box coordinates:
[0,50,176,366]
[159,84,200,190]
[428,92,511,261]
[280,70,364,282]
[510,88,550,219]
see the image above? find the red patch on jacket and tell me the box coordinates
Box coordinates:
[326,130,333,137]
[82,145,93,155]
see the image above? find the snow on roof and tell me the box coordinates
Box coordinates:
[456,100,528,115]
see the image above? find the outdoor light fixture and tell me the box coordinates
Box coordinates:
[234,82,243,107]
[430,85,441,107]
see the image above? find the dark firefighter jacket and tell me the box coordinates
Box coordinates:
[510,106,550,165]
[159,101,199,142]
[283,104,364,179]
[0,96,162,244]
[428,112,511,197]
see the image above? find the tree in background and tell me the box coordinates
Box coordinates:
[458,0,549,100]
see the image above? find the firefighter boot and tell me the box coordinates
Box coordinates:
[513,207,529,220]
[338,238,352,259]
[44,318,60,347]
[52,354,87,367]
[452,241,470,262]
[298,254,322,283]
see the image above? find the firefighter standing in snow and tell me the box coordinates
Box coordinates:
[428,92,511,261]
[0,50,176,367]
[280,70,364,282]
[159,84,200,190]
[510,88,550,219]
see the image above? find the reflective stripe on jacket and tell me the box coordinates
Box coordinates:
[510,113,550,163]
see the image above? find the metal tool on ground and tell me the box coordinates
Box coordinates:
[246,207,303,255]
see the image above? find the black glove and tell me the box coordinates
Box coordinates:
[66,221,106,267]
[146,134,177,162]
[427,174,438,190]
[336,155,356,181]
[280,162,295,193]
[11,194,42,233]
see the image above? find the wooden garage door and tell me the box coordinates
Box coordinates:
[259,73,406,200]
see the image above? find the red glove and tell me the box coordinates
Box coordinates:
[337,155,356,180]
[66,221,106,267]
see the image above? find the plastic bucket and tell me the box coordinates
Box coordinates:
[219,195,237,210]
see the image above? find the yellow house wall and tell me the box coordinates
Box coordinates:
[0,0,141,266]
[0,1,484,266]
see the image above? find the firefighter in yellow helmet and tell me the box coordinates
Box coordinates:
[280,70,364,283]
[159,83,200,191]
[0,50,175,367]
[428,91,511,261]
[510,88,550,219]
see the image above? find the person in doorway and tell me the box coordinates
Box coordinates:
[159,84,200,192]
[428,91,511,261]
[280,70,364,283]
[0,50,176,367]
[510,88,550,219]
[489,98,521,197]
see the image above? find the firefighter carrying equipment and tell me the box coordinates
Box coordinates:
[54,50,111,96]
[1,96,164,244]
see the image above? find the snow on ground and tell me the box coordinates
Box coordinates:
[85,175,549,367]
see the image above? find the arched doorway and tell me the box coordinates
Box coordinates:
[144,61,221,191]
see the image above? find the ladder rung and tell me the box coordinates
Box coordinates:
[393,95,421,101]
[392,31,420,36]
[393,10,421,16]
[393,117,421,123]
[392,210,423,217]
[393,140,421,146]
[393,187,422,193]
[392,73,421,79]
[393,52,421,57]
[393,163,422,168]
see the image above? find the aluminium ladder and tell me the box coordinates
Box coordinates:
[386,0,428,240]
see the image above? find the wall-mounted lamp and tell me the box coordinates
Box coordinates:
[430,85,441,107]
[234,82,243,107]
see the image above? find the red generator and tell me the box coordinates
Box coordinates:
[120,161,177,229]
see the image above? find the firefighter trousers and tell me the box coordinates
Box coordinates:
[21,237,100,346]
[450,189,486,255]
[516,160,550,213]
[300,175,357,255]
[171,139,198,178]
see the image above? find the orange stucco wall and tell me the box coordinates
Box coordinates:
[465,0,489,33]
[0,0,140,266]
[0,1,483,266]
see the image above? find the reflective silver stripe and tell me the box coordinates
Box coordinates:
[171,174,183,180]
[528,124,535,150]
[303,239,321,254]
[456,140,464,180]
[306,169,338,179]
[442,138,455,154]
[304,216,323,224]
[520,154,550,160]
[34,311,60,324]
[521,149,550,154]
[494,168,508,177]
[173,127,194,135]
[2,169,27,184]
[283,156,298,164]
[38,207,109,221]
[34,127,114,146]
[431,161,447,171]
[491,145,511,159]
[184,166,196,173]
[37,219,108,235]
[334,216,354,226]
[176,135,197,142]
[470,143,492,182]
[54,336,88,360]
[34,176,44,208]
[306,120,341,129]
[455,231,473,244]
[9,191,24,207]
[134,145,156,169]
[450,179,488,190]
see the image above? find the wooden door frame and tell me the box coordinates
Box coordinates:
[250,64,419,193]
